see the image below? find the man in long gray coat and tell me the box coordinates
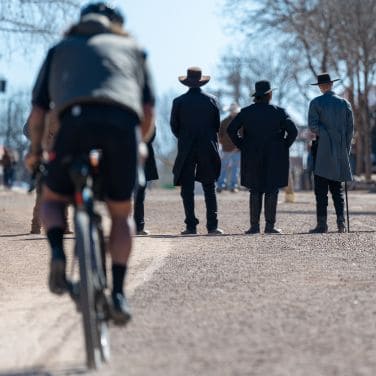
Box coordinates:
[308,73,354,233]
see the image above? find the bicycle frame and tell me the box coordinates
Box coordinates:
[68,149,110,369]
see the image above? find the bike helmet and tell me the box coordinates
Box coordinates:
[80,2,125,25]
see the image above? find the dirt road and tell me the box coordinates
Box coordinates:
[1,187,376,375]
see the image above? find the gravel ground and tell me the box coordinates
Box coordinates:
[0,187,376,376]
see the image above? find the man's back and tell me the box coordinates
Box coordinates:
[309,91,351,136]
[33,15,154,121]
[171,88,220,140]
[240,103,288,143]
[308,90,353,182]
[50,34,145,117]
[219,115,237,152]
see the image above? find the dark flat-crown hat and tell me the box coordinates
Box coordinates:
[311,72,340,86]
[252,80,276,97]
[178,67,210,88]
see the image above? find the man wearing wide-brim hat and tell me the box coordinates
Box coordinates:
[308,72,354,233]
[170,67,222,235]
[227,80,298,234]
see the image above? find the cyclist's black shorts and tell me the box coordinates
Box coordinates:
[45,103,139,201]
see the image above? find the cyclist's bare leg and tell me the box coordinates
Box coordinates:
[106,199,133,322]
[40,185,71,294]
[41,186,71,230]
[106,200,134,264]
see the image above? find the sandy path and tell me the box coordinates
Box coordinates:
[1,187,376,375]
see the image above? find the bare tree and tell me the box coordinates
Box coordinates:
[222,0,376,179]
[0,0,80,49]
[215,47,301,109]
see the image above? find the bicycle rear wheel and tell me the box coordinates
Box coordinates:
[75,210,108,369]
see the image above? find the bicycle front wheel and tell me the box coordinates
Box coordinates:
[75,210,103,369]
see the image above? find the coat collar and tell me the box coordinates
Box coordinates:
[66,15,112,37]
[188,87,202,93]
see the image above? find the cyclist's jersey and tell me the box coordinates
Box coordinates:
[32,16,155,121]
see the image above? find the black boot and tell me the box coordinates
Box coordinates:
[264,192,282,234]
[337,216,346,233]
[309,216,328,233]
[245,192,262,234]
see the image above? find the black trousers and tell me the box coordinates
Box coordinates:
[314,175,344,218]
[134,184,146,231]
[179,151,218,231]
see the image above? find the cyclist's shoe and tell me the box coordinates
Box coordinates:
[49,259,69,295]
[111,293,132,326]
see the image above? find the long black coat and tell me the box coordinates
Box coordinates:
[227,103,297,192]
[144,130,159,181]
[170,88,221,185]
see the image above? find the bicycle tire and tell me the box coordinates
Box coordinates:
[94,216,111,363]
[75,210,102,369]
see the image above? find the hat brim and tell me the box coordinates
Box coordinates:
[251,87,276,97]
[310,78,340,86]
[178,75,210,87]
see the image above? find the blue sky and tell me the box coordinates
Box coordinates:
[0,0,230,98]
[0,0,306,123]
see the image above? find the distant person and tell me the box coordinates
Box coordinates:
[217,103,241,193]
[24,114,71,235]
[308,73,354,233]
[170,67,223,235]
[227,80,297,234]
[1,147,16,188]
[134,128,159,235]
[284,169,295,203]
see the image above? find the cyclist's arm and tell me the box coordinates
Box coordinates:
[25,48,53,171]
[29,106,47,155]
[25,106,47,172]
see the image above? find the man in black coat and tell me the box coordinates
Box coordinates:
[134,128,159,235]
[170,67,222,235]
[227,80,297,234]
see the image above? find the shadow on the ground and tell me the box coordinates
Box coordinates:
[278,209,376,215]
[0,365,87,376]
[0,233,32,238]
[146,233,246,239]
[0,235,75,241]
[146,229,376,239]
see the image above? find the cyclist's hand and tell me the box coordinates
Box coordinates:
[138,142,148,164]
[24,151,41,173]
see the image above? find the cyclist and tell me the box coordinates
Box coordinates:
[25,2,155,324]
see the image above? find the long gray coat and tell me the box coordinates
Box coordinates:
[308,91,354,182]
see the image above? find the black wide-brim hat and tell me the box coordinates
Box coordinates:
[311,72,340,85]
[251,80,276,97]
[179,67,210,88]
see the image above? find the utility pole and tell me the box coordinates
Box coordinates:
[0,77,7,145]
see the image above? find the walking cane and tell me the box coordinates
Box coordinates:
[344,181,350,233]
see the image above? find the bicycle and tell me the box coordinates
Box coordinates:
[30,150,110,369]
[66,149,111,369]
